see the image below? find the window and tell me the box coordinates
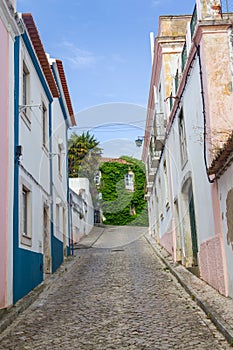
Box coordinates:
[158,83,163,113]
[42,103,48,149]
[22,62,30,123]
[163,160,170,210]
[23,62,29,106]
[56,204,60,234]
[178,109,188,166]
[94,171,101,185]
[22,188,28,235]
[58,145,62,177]
[125,171,134,192]
[21,183,32,245]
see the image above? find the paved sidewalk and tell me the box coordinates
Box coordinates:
[74,226,105,249]
[0,226,104,334]
[145,233,233,346]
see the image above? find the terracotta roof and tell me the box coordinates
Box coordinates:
[100,158,131,164]
[22,13,59,98]
[55,59,76,126]
[208,131,233,177]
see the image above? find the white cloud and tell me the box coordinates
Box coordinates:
[59,42,126,71]
[151,0,160,7]
[111,54,126,64]
[61,41,101,68]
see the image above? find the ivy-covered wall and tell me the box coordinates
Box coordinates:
[99,157,148,226]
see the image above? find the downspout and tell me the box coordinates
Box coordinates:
[66,125,72,256]
[49,101,54,272]
[13,35,20,304]
[69,192,74,256]
[196,45,216,183]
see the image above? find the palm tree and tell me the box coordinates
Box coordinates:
[68,131,101,178]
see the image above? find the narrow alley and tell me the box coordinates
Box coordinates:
[0,226,230,350]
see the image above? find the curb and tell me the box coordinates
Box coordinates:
[0,255,77,334]
[74,227,106,249]
[144,234,233,347]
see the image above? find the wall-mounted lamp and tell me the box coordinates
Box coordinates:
[164,95,180,102]
[135,136,144,147]
[15,145,23,163]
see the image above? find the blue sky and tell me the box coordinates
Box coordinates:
[17,0,195,158]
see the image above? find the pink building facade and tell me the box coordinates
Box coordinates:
[0,1,21,309]
[143,0,233,296]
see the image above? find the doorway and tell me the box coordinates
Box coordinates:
[181,176,199,269]
[43,205,51,276]
[174,199,182,262]
[188,187,198,266]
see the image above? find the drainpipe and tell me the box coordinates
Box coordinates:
[69,192,74,256]
[49,101,54,272]
[66,124,72,256]
[13,35,20,304]
[196,45,216,183]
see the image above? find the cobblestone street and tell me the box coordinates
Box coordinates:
[0,226,231,349]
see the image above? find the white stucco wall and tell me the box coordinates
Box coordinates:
[69,178,94,238]
[151,51,216,262]
[51,98,69,246]
[181,59,215,244]
[18,36,51,254]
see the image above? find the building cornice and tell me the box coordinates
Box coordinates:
[167,20,233,135]
[0,0,23,38]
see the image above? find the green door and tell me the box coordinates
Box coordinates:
[188,188,198,266]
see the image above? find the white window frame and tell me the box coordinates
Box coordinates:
[20,177,32,246]
[56,204,60,235]
[21,61,31,127]
[58,144,62,178]
[178,108,188,167]
[42,102,49,150]
[125,172,134,192]
[163,159,170,210]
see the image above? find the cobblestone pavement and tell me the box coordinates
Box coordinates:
[0,226,231,349]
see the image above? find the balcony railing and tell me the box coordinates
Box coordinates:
[181,42,187,72]
[153,112,166,138]
[190,5,197,38]
[175,69,179,93]
[169,92,173,111]
[153,112,166,151]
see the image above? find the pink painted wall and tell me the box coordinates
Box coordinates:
[0,18,9,308]
[199,235,226,296]
[198,22,231,297]
[201,26,233,162]
[160,223,174,259]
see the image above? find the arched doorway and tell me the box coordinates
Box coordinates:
[181,174,198,270]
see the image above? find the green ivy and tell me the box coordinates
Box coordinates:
[99,157,148,226]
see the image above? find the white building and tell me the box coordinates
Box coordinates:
[69,178,94,244]
[143,0,233,296]
[50,58,76,268]
[13,13,75,303]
